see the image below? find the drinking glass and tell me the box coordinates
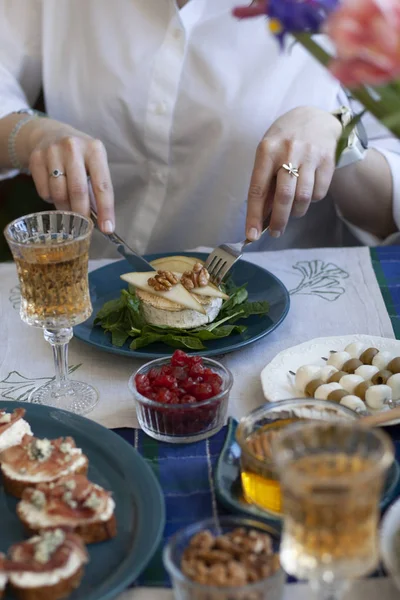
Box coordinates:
[4,211,98,415]
[273,421,394,600]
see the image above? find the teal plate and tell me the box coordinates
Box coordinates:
[74,251,290,358]
[0,401,165,600]
[215,418,400,529]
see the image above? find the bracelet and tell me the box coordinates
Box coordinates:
[8,113,39,173]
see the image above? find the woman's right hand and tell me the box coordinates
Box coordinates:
[27,119,115,232]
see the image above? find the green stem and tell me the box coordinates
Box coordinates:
[293,34,400,137]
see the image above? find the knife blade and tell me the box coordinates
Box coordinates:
[90,209,155,272]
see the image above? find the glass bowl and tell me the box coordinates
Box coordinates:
[129,356,233,443]
[236,398,358,517]
[163,516,285,600]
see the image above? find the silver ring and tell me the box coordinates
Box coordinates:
[281,162,299,178]
[50,169,66,178]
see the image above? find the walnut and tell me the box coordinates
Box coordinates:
[148,270,179,292]
[180,526,280,588]
[181,263,210,290]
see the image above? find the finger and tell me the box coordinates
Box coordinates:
[63,138,90,216]
[269,163,299,236]
[246,141,275,241]
[291,165,315,218]
[313,156,335,201]
[29,149,51,201]
[85,140,115,233]
[47,146,69,208]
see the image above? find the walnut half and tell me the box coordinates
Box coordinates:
[148,270,179,292]
[181,263,210,291]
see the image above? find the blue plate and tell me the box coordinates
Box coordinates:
[215,418,400,529]
[74,251,290,358]
[0,401,165,600]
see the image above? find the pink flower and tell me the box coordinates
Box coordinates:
[232,1,267,19]
[326,0,400,86]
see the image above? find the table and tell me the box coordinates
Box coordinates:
[1,245,400,599]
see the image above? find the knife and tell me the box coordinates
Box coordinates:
[90,209,155,272]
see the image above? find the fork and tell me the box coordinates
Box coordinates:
[204,215,272,285]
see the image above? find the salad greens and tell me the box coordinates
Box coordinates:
[94,279,269,351]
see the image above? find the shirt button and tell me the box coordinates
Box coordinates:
[155,101,167,115]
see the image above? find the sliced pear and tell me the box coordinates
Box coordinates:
[150,255,204,273]
[121,272,206,314]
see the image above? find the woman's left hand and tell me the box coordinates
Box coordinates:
[245,106,343,240]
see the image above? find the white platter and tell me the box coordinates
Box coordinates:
[260,335,400,425]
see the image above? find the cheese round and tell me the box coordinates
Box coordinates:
[136,289,223,329]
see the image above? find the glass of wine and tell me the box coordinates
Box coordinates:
[273,421,394,600]
[4,211,98,415]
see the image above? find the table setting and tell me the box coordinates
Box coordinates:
[1,211,400,600]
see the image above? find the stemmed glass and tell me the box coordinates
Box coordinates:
[4,211,98,415]
[273,421,394,600]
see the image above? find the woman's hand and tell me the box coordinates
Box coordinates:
[246,106,342,240]
[27,119,115,232]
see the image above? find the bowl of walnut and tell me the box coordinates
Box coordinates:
[163,516,285,600]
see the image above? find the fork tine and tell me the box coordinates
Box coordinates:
[214,260,235,284]
[211,260,228,284]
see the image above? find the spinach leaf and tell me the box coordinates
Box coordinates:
[163,334,206,350]
[111,328,130,347]
[130,333,166,350]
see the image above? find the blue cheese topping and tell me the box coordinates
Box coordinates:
[60,441,73,454]
[34,529,65,564]
[64,480,76,491]
[28,439,53,462]
[83,492,101,511]
[30,489,46,510]
[62,490,78,509]
[0,413,12,424]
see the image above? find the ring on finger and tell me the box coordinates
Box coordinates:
[281,162,300,178]
[50,169,66,178]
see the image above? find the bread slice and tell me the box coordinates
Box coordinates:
[7,530,88,600]
[0,435,89,499]
[17,475,117,544]
[0,408,32,453]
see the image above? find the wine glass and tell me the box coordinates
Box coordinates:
[273,421,394,600]
[4,211,98,415]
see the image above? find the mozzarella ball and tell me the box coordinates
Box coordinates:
[365,385,392,410]
[327,351,351,370]
[371,351,392,371]
[339,374,365,394]
[344,343,366,359]
[340,395,367,413]
[387,373,400,401]
[295,365,322,393]
[314,382,342,400]
[319,366,338,383]
[354,365,379,381]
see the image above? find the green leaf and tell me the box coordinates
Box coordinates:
[94,296,125,324]
[335,111,365,165]
[163,334,206,350]
[195,324,247,340]
[130,333,165,350]
[220,285,248,315]
[111,329,130,347]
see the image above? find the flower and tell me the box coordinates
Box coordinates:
[326,0,400,86]
[233,0,339,44]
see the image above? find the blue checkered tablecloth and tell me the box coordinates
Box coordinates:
[114,247,400,588]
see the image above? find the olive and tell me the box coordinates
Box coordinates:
[354,380,373,400]
[305,378,324,398]
[328,371,347,383]
[387,357,400,374]
[342,359,363,373]
[371,369,393,385]
[359,348,379,365]
[327,389,348,404]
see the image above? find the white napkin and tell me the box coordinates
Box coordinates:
[0,247,393,428]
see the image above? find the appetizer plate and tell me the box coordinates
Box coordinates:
[260,335,400,425]
[0,401,165,600]
[216,417,400,526]
[74,251,290,358]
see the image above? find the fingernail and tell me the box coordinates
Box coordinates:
[102,220,114,233]
[247,227,260,241]
[269,229,281,238]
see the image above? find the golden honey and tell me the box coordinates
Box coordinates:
[240,418,301,515]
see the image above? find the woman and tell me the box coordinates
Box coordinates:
[0,0,399,257]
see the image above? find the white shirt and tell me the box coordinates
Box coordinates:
[1,0,400,257]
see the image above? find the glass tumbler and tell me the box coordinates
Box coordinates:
[4,211,98,415]
[273,421,394,600]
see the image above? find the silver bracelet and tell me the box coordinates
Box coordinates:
[8,114,39,173]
